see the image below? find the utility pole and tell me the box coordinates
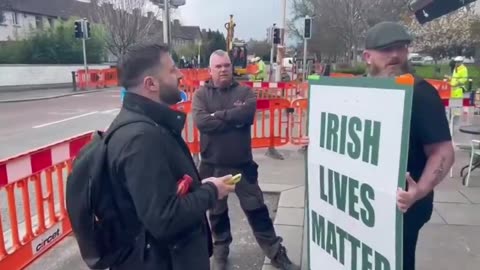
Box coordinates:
[278,0,287,68]
[163,0,170,45]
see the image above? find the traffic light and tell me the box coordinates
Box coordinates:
[74,20,83,39]
[304,16,312,39]
[273,27,281,44]
[84,20,91,39]
[411,0,477,24]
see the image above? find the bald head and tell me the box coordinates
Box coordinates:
[209,50,233,88]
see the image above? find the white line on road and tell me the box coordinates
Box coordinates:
[100,108,120,114]
[32,111,99,129]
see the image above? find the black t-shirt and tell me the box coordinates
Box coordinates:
[407,78,452,217]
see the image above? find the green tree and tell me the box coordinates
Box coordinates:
[199,29,227,67]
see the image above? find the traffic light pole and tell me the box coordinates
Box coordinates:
[269,24,276,81]
[303,37,308,80]
[82,35,88,74]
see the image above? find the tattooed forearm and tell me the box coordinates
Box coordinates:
[417,143,454,199]
[432,156,447,183]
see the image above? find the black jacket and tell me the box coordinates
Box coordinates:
[192,80,257,166]
[107,92,217,270]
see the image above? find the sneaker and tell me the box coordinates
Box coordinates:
[270,246,301,270]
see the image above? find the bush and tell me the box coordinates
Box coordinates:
[0,18,105,64]
[334,64,366,75]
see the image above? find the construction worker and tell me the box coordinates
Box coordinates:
[450,56,469,99]
[307,70,320,80]
[252,56,266,81]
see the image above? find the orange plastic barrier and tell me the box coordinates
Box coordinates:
[0,132,93,270]
[289,98,309,145]
[171,101,200,154]
[76,69,103,90]
[241,81,307,102]
[180,68,210,83]
[76,68,119,90]
[426,79,451,100]
[252,99,291,149]
[103,68,119,87]
[330,72,356,78]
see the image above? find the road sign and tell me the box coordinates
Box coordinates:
[179,90,188,102]
[306,76,414,270]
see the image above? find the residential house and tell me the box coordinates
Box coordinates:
[0,0,202,51]
[0,0,89,41]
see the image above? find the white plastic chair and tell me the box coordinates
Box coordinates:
[466,139,480,187]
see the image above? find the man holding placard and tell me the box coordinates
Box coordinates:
[362,21,454,269]
[304,22,454,270]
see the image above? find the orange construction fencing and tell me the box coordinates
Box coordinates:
[289,98,309,145]
[251,99,291,149]
[329,72,356,78]
[76,69,103,90]
[76,68,119,90]
[171,101,201,155]
[426,79,451,100]
[241,81,307,102]
[0,132,93,270]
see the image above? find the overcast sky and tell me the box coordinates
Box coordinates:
[175,0,292,41]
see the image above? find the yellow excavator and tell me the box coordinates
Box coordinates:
[225,15,248,76]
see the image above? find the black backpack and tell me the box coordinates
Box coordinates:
[66,120,154,269]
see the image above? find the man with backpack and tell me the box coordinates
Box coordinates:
[66,43,236,270]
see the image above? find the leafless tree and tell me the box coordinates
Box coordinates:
[89,0,161,58]
[289,0,410,62]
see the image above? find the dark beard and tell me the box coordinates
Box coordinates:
[159,86,181,105]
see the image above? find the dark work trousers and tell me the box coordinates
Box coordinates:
[403,204,432,270]
[198,161,282,260]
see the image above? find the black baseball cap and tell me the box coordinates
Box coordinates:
[365,22,412,50]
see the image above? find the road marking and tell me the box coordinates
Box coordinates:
[100,108,120,114]
[73,94,85,97]
[32,111,98,129]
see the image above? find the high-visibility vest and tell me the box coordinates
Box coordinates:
[451,64,468,98]
[256,60,267,80]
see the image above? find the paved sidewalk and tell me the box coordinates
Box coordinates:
[26,146,307,270]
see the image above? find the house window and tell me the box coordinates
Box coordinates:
[48,18,54,27]
[35,16,43,29]
[0,12,5,24]
[12,12,18,25]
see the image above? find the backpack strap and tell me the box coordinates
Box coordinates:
[103,119,158,144]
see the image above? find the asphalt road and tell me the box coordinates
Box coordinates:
[0,89,121,159]
[1,90,284,269]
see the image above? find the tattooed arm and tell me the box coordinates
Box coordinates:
[416,141,455,200]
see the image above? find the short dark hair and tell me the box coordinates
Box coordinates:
[118,43,170,90]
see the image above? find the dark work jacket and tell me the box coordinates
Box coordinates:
[107,92,217,270]
[192,80,257,167]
